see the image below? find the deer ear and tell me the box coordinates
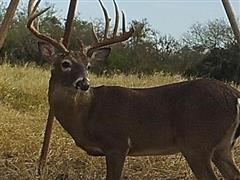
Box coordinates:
[90,48,111,65]
[38,42,56,62]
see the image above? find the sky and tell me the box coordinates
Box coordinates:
[3,0,240,39]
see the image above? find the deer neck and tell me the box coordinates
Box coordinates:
[49,83,93,108]
[48,79,93,140]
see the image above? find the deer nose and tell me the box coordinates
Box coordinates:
[74,77,90,91]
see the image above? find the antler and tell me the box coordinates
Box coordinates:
[27,0,77,54]
[86,0,134,56]
[27,0,133,56]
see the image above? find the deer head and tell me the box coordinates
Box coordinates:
[27,0,134,92]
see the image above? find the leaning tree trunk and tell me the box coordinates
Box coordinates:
[221,0,240,43]
[0,0,20,49]
[63,0,78,48]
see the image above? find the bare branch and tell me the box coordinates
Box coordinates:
[221,0,240,43]
[63,0,78,48]
[0,0,20,49]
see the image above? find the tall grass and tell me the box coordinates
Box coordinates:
[0,64,239,179]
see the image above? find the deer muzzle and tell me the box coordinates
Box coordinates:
[74,77,90,91]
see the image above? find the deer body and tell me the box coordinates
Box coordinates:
[48,77,240,179]
[50,78,240,159]
[27,0,240,179]
[50,83,180,156]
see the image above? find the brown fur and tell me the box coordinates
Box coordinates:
[38,42,240,179]
[50,76,240,179]
[27,1,240,177]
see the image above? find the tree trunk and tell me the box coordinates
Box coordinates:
[221,0,240,43]
[0,0,20,49]
[63,0,78,48]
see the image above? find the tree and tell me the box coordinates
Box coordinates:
[130,19,152,45]
[182,19,235,51]
[0,0,20,49]
[151,32,180,57]
[184,44,240,84]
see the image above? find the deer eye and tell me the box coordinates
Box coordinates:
[61,59,72,72]
[86,62,91,70]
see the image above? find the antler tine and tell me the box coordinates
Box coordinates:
[87,27,134,57]
[113,0,119,37]
[122,11,126,33]
[33,0,41,16]
[77,38,84,50]
[87,0,134,57]
[28,0,40,17]
[27,0,69,53]
[91,23,99,43]
[28,0,34,17]
[98,0,111,39]
[28,0,41,31]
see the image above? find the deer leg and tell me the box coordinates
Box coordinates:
[213,148,240,180]
[183,151,218,180]
[105,149,128,180]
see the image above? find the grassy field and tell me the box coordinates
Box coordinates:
[0,64,239,180]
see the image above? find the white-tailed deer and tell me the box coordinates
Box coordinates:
[27,0,240,179]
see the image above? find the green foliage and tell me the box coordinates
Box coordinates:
[182,19,235,51]
[0,3,238,83]
[184,44,240,84]
[0,4,64,64]
[70,17,94,50]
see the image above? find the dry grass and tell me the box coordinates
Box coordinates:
[0,64,239,179]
